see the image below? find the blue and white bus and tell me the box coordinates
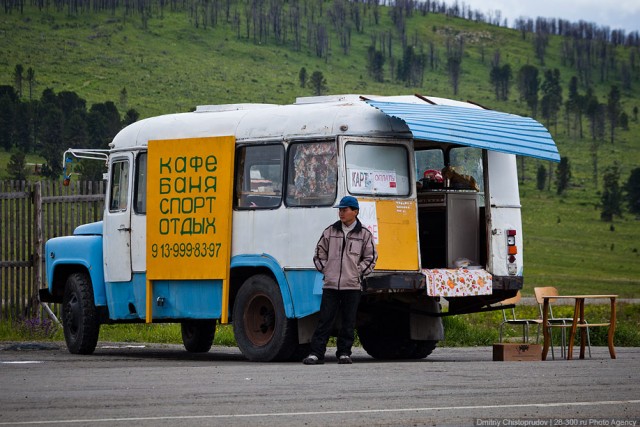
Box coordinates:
[41,94,559,361]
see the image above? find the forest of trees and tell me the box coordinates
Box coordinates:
[1,71,139,179]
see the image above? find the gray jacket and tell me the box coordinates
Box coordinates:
[313,219,377,290]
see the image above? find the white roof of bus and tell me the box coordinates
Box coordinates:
[110,95,422,150]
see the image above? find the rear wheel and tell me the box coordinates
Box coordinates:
[358,309,437,360]
[233,274,297,362]
[62,272,100,355]
[181,319,217,353]
[409,340,438,359]
[287,343,311,362]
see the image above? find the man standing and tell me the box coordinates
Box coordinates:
[303,196,377,365]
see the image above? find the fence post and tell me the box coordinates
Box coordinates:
[31,181,43,316]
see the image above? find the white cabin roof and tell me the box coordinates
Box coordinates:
[110,95,412,150]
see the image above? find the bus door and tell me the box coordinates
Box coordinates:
[104,153,133,282]
[486,150,523,278]
[342,137,419,271]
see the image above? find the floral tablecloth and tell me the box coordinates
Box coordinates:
[422,268,492,297]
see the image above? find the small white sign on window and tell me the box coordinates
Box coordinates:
[358,201,379,244]
[349,169,397,195]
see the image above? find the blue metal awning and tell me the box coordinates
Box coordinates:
[366,100,560,162]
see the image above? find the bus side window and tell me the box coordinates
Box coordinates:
[234,144,284,209]
[109,160,129,212]
[134,152,147,214]
[286,141,337,207]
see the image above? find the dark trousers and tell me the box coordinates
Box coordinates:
[310,288,361,359]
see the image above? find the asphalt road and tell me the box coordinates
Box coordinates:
[1,342,639,427]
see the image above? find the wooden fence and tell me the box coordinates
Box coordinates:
[0,180,105,320]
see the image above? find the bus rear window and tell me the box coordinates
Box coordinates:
[345,143,410,196]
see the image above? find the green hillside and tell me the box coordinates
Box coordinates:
[1,4,639,296]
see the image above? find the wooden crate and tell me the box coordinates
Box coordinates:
[493,343,542,361]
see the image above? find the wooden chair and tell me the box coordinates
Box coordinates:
[498,291,542,344]
[534,286,592,358]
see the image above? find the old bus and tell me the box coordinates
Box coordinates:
[41,94,559,361]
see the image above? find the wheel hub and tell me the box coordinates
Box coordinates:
[244,294,275,346]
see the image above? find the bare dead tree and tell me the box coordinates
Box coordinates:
[445,36,464,95]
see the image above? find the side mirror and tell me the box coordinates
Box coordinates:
[61,148,110,185]
[62,156,73,186]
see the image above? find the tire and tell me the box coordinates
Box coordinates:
[409,340,438,359]
[181,319,217,353]
[287,343,311,362]
[358,309,437,360]
[62,272,100,355]
[233,274,297,362]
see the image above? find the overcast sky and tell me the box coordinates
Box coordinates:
[462,0,640,33]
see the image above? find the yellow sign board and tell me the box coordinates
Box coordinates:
[359,199,419,271]
[146,136,235,280]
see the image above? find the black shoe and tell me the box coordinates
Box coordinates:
[303,355,324,365]
[338,355,352,364]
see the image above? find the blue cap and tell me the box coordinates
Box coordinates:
[334,196,359,209]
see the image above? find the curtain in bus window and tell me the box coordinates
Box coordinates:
[286,141,337,207]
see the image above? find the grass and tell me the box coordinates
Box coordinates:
[0,150,46,181]
[519,172,640,298]
[2,302,639,348]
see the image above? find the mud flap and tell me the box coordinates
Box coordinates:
[410,299,444,340]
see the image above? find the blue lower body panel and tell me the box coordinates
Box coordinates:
[105,273,222,320]
[283,269,323,318]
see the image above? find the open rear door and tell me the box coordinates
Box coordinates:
[486,150,524,282]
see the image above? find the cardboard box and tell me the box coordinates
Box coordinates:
[493,343,542,361]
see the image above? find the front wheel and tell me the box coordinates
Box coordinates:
[181,319,217,353]
[233,274,297,362]
[62,272,100,355]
